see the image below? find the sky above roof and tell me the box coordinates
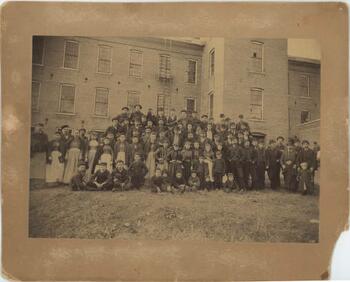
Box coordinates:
[288,39,321,61]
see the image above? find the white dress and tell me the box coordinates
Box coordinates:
[46,150,64,183]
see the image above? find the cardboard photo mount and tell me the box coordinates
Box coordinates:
[1,2,348,281]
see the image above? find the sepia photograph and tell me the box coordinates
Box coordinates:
[29,36,321,242]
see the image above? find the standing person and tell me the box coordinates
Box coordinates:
[98,142,114,173]
[46,131,65,187]
[79,128,89,164]
[276,136,285,187]
[191,141,202,171]
[168,144,183,180]
[156,139,170,172]
[128,153,148,190]
[86,132,99,178]
[129,136,144,162]
[130,104,144,125]
[144,132,158,179]
[114,133,131,167]
[59,124,72,158]
[241,140,252,190]
[297,140,317,193]
[63,129,83,185]
[203,142,215,182]
[167,108,178,130]
[255,140,267,189]
[281,139,298,192]
[181,140,193,182]
[213,151,226,190]
[199,114,209,130]
[105,117,120,139]
[236,114,250,133]
[30,123,49,185]
[298,162,313,195]
[117,106,130,123]
[266,140,282,190]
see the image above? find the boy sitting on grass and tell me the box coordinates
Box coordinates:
[171,170,187,193]
[87,162,113,191]
[70,161,88,191]
[187,170,201,192]
[223,172,238,193]
[150,168,165,193]
[128,153,148,190]
[112,160,129,192]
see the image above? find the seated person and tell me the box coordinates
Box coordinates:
[112,160,129,192]
[70,161,88,191]
[150,168,165,193]
[187,170,201,192]
[87,162,113,191]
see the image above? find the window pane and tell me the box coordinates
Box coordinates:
[60,85,75,113]
[60,100,74,113]
[250,58,263,72]
[188,61,196,83]
[33,37,44,65]
[251,42,263,59]
[127,91,140,108]
[99,46,111,60]
[96,89,108,103]
[31,81,40,110]
[98,60,111,73]
[250,105,262,120]
[64,41,79,69]
[95,103,108,116]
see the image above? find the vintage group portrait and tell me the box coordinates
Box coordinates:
[1,2,348,281]
[29,36,321,242]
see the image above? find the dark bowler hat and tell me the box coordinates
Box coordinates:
[287,138,294,146]
[238,114,244,118]
[78,161,86,167]
[112,116,118,121]
[302,140,310,145]
[61,124,69,129]
[277,136,285,141]
[220,113,225,118]
[122,106,129,111]
[269,139,276,144]
[201,114,208,118]
[99,162,107,166]
[181,109,187,113]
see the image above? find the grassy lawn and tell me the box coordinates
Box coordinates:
[29,186,319,242]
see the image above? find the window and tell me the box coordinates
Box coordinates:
[129,49,143,78]
[300,74,310,97]
[59,84,76,113]
[185,98,196,112]
[127,91,141,109]
[249,88,263,120]
[97,45,112,73]
[187,60,197,83]
[31,81,41,111]
[157,94,171,115]
[32,37,45,65]
[301,110,311,124]
[209,49,215,77]
[250,41,264,73]
[63,41,79,69]
[94,88,109,116]
[159,55,171,79]
[208,92,214,118]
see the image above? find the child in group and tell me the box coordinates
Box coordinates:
[150,168,165,193]
[192,141,201,171]
[70,161,88,191]
[130,136,144,162]
[171,170,187,193]
[46,131,65,186]
[128,153,148,190]
[181,140,193,182]
[223,172,238,193]
[111,160,129,192]
[87,162,113,191]
[202,175,213,192]
[298,162,313,195]
[187,170,201,192]
[156,139,170,172]
[156,157,167,173]
[162,170,172,192]
[213,151,226,190]
[196,155,207,188]
[255,140,267,189]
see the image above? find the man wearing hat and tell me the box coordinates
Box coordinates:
[297,140,317,192]
[117,106,130,123]
[70,161,88,191]
[281,138,298,192]
[105,117,121,139]
[59,124,73,158]
[167,108,178,129]
[266,139,282,190]
[178,109,189,128]
[87,162,113,191]
[200,114,208,130]
[130,104,144,124]
[236,114,250,133]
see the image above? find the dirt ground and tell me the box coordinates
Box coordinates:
[29,185,319,242]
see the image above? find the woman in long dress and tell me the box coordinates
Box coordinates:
[46,131,64,186]
[63,129,82,184]
[144,132,158,179]
[86,132,99,178]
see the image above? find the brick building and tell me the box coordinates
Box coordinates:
[31,36,320,142]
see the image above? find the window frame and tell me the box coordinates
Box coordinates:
[159,54,172,78]
[58,83,76,114]
[186,59,197,84]
[127,90,141,109]
[208,91,214,118]
[31,80,41,112]
[62,40,80,70]
[32,37,45,66]
[129,49,143,78]
[249,87,264,121]
[300,74,311,97]
[250,41,265,73]
[300,110,311,124]
[96,44,113,74]
[185,97,196,112]
[93,87,110,117]
[209,49,215,78]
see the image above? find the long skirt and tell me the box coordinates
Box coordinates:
[203,159,214,181]
[86,149,97,177]
[30,152,46,180]
[46,151,64,183]
[63,148,81,184]
[146,151,156,179]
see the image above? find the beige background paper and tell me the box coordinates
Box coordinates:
[1,2,348,280]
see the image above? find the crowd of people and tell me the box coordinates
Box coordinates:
[30,105,320,195]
